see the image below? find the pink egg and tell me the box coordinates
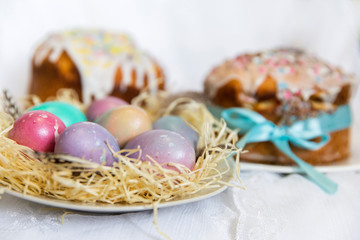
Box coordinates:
[8,110,66,152]
[86,96,128,122]
[124,129,196,171]
[96,106,152,146]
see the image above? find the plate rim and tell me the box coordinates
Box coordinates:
[3,183,230,213]
[2,159,235,213]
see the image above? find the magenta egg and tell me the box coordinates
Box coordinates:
[8,110,66,152]
[54,122,120,166]
[86,96,128,122]
[124,129,196,171]
[153,116,199,149]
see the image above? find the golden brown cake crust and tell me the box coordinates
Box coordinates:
[29,30,165,103]
[30,51,83,101]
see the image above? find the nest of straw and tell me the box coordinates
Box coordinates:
[0,89,241,205]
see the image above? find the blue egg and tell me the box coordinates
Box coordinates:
[29,101,87,127]
[153,116,198,149]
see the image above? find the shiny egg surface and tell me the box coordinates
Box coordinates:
[54,122,120,166]
[8,110,66,152]
[124,129,196,171]
[96,106,152,146]
[29,101,87,127]
[86,96,128,122]
[153,115,199,149]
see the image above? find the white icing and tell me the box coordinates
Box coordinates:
[299,89,315,101]
[253,74,267,92]
[34,30,159,103]
[205,49,356,102]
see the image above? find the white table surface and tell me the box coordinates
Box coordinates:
[1,171,360,240]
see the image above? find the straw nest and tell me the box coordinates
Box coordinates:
[0,89,241,205]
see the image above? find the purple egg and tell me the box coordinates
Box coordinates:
[86,96,128,122]
[153,116,199,149]
[54,122,120,166]
[124,129,196,171]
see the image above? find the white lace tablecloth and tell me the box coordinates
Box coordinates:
[1,171,360,240]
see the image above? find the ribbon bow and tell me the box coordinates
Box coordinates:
[211,105,352,194]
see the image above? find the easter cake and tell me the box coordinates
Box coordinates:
[204,48,356,165]
[29,30,165,103]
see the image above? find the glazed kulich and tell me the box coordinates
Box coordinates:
[204,48,356,165]
[29,30,165,103]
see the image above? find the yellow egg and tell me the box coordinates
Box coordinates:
[96,106,152,146]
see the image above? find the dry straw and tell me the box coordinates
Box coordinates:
[0,89,242,206]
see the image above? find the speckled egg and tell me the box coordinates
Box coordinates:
[8,110,66,152]
[54,122,120,166]
[29,101,87,127]
[153,115,199,149]
[96,106,152,146]
[124,129,196,171]
[86,96,128,122]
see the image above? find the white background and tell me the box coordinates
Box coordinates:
[1,1,360,240]
[0,0,360,99]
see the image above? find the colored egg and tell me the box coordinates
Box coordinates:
[153,115,199,149]
[8,110,66,152]
[86,96,128,122]
[54,122,120,166]
[29,101,87,127]
[96,105,152,146]
[124,129,196,171]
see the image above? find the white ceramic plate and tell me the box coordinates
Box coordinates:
[3,160,234,213]
[241,124,360,173]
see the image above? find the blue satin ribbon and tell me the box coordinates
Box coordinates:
[208,104,352,194]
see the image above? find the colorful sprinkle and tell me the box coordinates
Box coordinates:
[253,57,262,65]
[259,66,266,73]
[289,67,295,74]
[278,82,288,90]
[284,90,292,100]
[278,68,285,74]
[279,59,289,65]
